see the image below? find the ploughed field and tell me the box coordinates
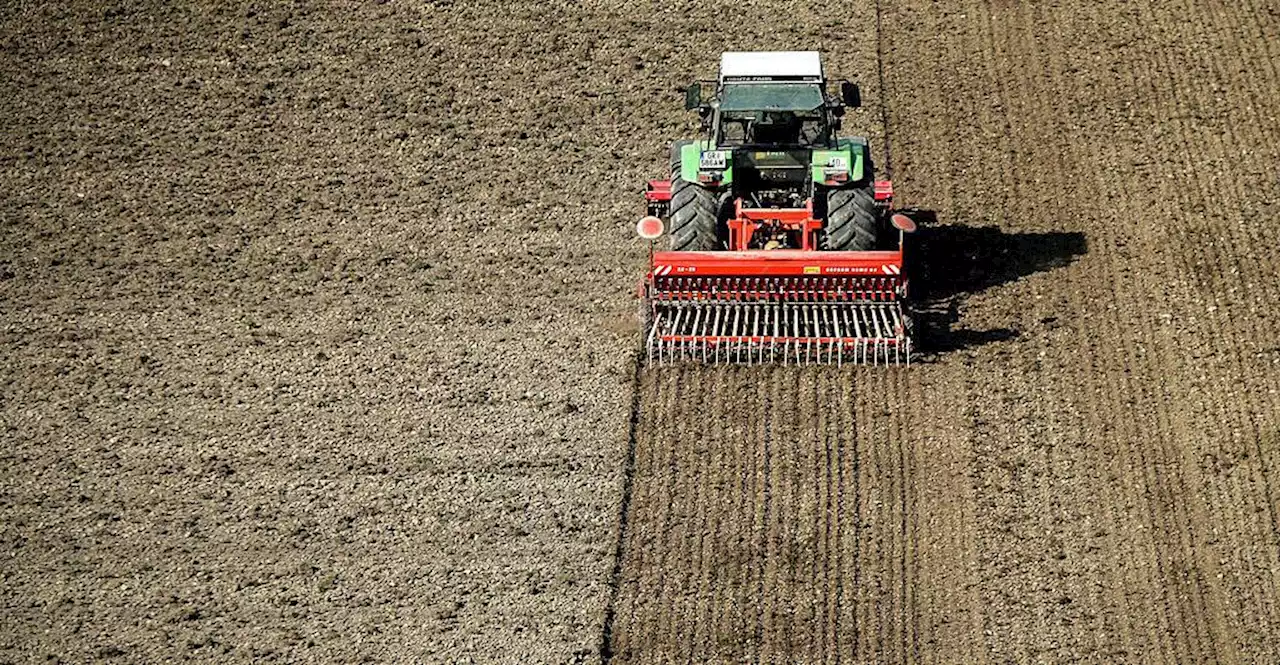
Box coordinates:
[2,1,1279,664]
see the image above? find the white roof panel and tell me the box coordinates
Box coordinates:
[720,51,823,80]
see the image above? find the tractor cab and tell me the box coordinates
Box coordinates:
[715,82,832,148]
[680,52,864,208]
[685,52,858,149]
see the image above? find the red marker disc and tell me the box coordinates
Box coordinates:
[890,213,917,233]
[636,215,665,239]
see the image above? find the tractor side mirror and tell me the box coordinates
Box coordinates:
[684,83,702,111]
[841,81,861,108]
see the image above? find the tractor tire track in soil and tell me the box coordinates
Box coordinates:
[607,365,985,663]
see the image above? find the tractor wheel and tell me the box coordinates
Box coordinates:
[668,177,720,251]
[669,140,690,176]
[821,185,879,251]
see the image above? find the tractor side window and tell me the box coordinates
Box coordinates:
[719,113,754,145]
[798,114,828,145]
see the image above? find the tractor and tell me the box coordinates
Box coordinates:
[639,52,916,364]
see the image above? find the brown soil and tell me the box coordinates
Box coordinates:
[607,0,1280,663]
[2,1,1278,664]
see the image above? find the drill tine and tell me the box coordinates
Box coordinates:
[835,306,843,368]
[735,303,745,363]
[752,305,762,363]
[645,305,657,365]
[707,302,717,364]
[802,305,810,365]
[808,305,816,365]
[689,303,703,360]
[712,303,723,364]
[783,307,790,366]
[790,305,798,365]
[783,305,793,365]
[829,305,839,363]
[809,305,816,365]
[852,303,864,350]
[882,304,895,365]
[699,306,707,363]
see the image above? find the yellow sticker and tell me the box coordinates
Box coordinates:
[803,266,821,274]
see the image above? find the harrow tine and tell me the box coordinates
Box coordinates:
[701,305,711,365]
[731,304,741,364]
[749,305,756,366]
[839,307,850,366]
[712,304,723,364]
[852,303,864,349]
[804,305,812,365]
[831,306,841,365]
[796,305,803,365]
[729,314,735,363]
[825,306,836,365]
[812,308,820,365]
[646,308,657,365]
[752,310,762,363]
[811,305,820,365]
[791,305,800,365]
[829,308,839,365]
[688,305,701,363]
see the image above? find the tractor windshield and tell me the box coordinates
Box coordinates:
[716,83,831,147]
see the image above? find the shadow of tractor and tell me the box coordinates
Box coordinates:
[900,211,1088,356]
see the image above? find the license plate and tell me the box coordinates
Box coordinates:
[699,151,726,169]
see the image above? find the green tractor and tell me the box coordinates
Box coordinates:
[662,51,886,253]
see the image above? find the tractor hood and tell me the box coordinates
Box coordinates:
[736,148,809,168]
[734,148,811,188]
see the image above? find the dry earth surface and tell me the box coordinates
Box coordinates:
[1,1,658,662]
[2,1,1279,664]
[608,0,1280,663]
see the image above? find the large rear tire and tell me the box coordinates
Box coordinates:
[668,176,721,251]
[821,185,879,251]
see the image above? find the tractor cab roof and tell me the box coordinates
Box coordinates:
[719,51,824,82]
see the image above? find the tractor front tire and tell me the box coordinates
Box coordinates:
[668,177,720,251]
[822,185,879,251]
